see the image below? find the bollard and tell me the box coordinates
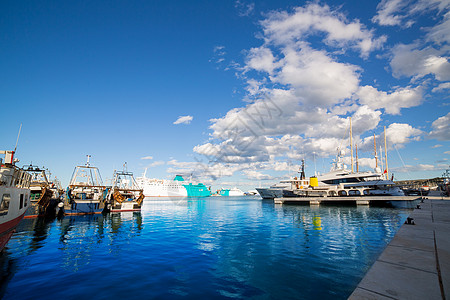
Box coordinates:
[405,217,415,225]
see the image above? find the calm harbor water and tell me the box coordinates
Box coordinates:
[1,197,411,299]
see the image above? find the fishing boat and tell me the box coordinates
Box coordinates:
[106,167,144,212]
[23,164,61,218]
[0,150,32,251]
[58,155,108,216]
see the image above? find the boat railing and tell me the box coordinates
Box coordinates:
[69,184,108,189]
[114,188,143,192]
[0,164,31,188]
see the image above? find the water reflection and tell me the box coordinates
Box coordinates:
[55,212,143,270]
[1,198,412,299]
[0,252,17,298]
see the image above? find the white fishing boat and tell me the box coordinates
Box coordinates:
[23,164,61,218]
[59,155,108,216]
[0,150,31,251]
[107,166,144,212]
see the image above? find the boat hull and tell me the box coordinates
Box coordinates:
[24,198,60,219]
[0,210,27,250]
[0,187,30,251]
[110,201,141,212]
[256,188,284,199]
[59,200,105,216]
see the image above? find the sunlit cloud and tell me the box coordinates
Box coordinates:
[173,115,193,125]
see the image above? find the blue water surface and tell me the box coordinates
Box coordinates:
[1,197,411,299]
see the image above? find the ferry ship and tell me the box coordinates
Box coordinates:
[136,172,210,197]
[219,187,245,196]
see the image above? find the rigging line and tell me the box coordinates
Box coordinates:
[393,143,412,178]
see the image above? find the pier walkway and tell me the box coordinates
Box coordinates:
[274,196,420,206]
[349,196,450,300]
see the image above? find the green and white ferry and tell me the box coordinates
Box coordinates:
[136,172,210,197]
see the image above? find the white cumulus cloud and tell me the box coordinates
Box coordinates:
[173,115,193,125]
[357,85,423,115]
[429,112,450,141]
[262,3,386,57]
[390,44,450,81]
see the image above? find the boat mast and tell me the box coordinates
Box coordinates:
[373,133,378,169]
[384,126,389,180]
[350,117,354,173]
[355,144,359,172]
[379,145,384,177]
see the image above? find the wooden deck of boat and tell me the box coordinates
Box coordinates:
[273,195,421,205]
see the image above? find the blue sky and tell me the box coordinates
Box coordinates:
[1,0,449,191]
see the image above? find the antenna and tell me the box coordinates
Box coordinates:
[14,123,22,152]
[86,155,91,167]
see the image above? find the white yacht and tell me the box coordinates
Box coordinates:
[293,149,404,197]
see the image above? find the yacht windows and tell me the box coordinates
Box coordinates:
[0,194,11,215]
[348,190,361,196]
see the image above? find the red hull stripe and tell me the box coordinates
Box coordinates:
[24,215,39,219]
[110,209,142,212]
[0,211,26,236]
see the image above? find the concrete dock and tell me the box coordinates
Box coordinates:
[274,196,420,206]
[349,196,450,299]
